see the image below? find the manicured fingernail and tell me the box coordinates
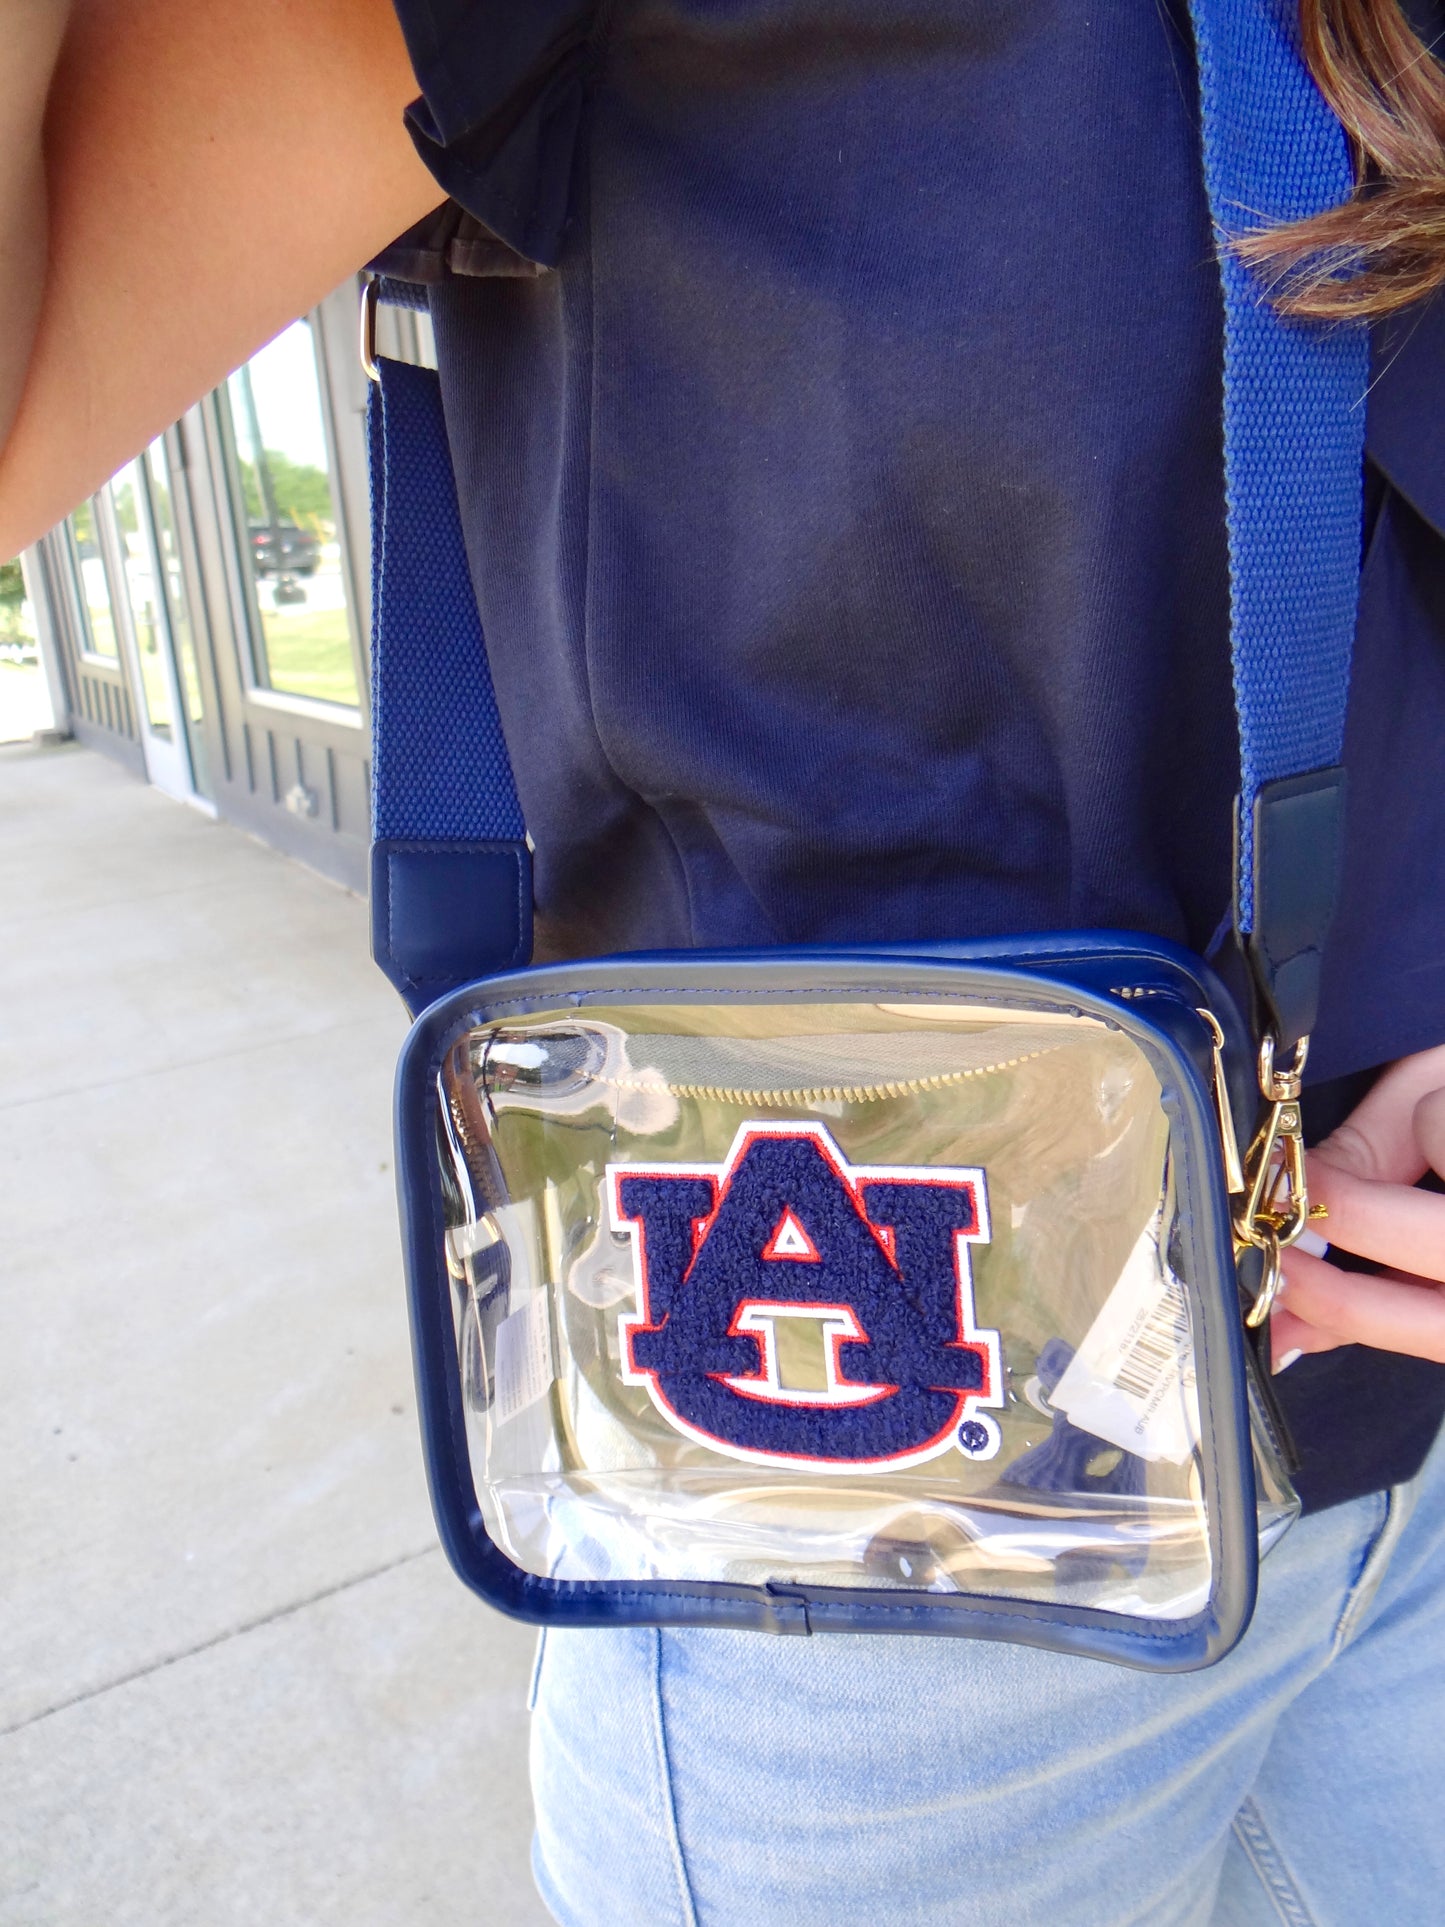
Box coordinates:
[1295,1228,1329,1259]
[1274,1348,1303,1375]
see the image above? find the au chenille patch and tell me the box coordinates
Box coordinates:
[609,1122,1002,1471]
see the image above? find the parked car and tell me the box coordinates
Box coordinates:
[248,519,321,577]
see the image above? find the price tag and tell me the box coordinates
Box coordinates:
[1050,1222,1200,1465]
[493,1292,554,1428]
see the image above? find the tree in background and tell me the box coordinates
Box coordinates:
[237,452,334,533]
[0,556,34,651]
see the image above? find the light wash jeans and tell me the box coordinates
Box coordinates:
[529,1419,1445,1925]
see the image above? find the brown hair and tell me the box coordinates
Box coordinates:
[1237,0,1445,318]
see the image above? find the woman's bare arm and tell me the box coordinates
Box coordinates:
[0,0,441,559]
[0,1,70,464]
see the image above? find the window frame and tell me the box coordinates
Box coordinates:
[61,499,123,668]
[209,309,368,721]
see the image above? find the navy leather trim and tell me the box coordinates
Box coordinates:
[393,935,1257,1670]
[1238,768,1347,1051]
[371,838,533,1016]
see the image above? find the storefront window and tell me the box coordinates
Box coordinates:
[145,440,211,794]
[67,500,118,659]
[112,461,175,733]
[0,556,50,742]
[225,321,360,708]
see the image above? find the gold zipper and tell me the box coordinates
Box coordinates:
[594,1044,1062,1109]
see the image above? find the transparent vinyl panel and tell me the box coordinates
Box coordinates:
[435,1000,1295,1621]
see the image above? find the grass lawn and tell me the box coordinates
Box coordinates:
[259,605,360,707]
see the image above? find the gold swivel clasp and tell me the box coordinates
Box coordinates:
[1200,1013,1313,1330]
[1236,1033,1311,1328]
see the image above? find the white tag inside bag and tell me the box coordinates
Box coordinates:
[1050,1217,1201,1465]
[493,1291,555,1428]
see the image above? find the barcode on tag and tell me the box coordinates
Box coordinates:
[1050,1222,1200,1465]
[1114,1274,1192,1402]
[493,1293,554,1428]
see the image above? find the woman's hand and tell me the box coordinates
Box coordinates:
[1272,1044,1445,1369]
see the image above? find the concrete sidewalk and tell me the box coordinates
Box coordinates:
[0,744,550,1925]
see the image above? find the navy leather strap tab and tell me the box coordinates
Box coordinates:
[367,355,530,1002]
[1187,0,1367,1037]
[1240,767,1347,1050]
[372,838,532,1012]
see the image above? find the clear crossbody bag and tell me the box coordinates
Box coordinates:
[364,0,1366,1670]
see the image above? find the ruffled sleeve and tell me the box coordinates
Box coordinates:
[390,0,599,268]
[366,201,548,285]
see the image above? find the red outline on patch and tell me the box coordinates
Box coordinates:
[719,1300,895,1408]
[761,1208,821,1263]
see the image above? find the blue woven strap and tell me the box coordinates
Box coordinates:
[1188,0,1367,1045]
[368,357,530,1007]
[369,0,1366,1038]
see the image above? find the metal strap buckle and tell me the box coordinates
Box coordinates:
[360,277,381,384]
